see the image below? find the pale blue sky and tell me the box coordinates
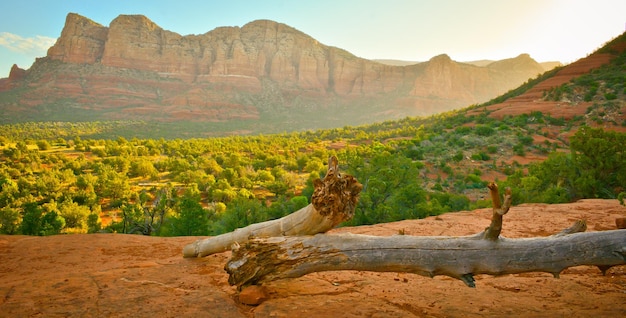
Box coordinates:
[1,0,625,77]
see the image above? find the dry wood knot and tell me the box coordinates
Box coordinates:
[312,175,361,220]
[311,157,362,223]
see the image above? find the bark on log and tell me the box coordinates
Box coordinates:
[225,183,626,288]
[225,229,626,288]
[183,156,362,258]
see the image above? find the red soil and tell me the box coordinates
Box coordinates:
[478,53,615,121]
[1,199,625,317]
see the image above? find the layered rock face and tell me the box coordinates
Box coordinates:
[1,13,547,127]
[72,14,411,95]
[0,64,27,91]
[47,13,108,64]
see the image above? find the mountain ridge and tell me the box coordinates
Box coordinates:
[0,13,551,133]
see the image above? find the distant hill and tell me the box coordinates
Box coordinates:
[372,59,422,66]
[376,59,562,71]
[472,31,626,126]
[0,13,547,135]
[538,61,563,71]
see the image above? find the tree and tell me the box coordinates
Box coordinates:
[58,200,91,233]
[256,170,274,183]
[20,202,43,235]
[226,220,622,289]
[130,159,158,179]
[0,206,21,234]
[149,186,176,236]
[569,126,626,198]
[35,171,63,200]
[505,128,626,203]
[40,211,65,235]
[87,213,102,233]
[303,158,324,173]
[209,198,267,235]
[167,188,210,236]
[221,168,239,184]
[265,180,289,196]
[95,164,131,206]
[36,140,51,151]
[114,203,144,234]
[345,151,423,225]
[0,177,19,208]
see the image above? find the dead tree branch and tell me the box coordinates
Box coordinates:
[480,183,512,240]
[182,156,362,257]
[225,183,626,288]
[225,227,625,288]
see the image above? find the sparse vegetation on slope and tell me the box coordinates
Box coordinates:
[1,107,624,236]
[544,50,626,126]
[479,65,565,107]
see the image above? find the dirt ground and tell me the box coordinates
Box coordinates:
[1,199,625,317]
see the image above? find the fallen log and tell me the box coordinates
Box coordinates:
[225,184,626,288]
[183,156,362,257]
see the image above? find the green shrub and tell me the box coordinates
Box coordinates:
[452,151,464,162]
[474,125,495,136]
[513,143,525,156]
[471,152,490,161]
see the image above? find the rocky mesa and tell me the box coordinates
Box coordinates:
[1,13,548,130]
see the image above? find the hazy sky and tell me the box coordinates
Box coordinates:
[1,0,625,77]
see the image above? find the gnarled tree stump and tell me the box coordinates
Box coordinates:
[183,156,362,257]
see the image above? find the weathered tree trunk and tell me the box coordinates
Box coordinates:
[225,184,626,288]
[183,156,362,257]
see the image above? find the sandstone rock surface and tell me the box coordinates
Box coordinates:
[1,199,625,317]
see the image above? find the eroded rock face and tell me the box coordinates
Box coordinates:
[2,13,550,126]
[8,64,27,81]
[47,13,108,64]
[0,64,27,91]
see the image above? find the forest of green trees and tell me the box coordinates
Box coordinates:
[1,111,624,237]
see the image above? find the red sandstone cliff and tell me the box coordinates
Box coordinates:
[0,64,27,92]
[47,13,108,64]
[0,13,548,129]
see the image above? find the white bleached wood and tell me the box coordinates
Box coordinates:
[225,226,626,288]
[225,184,625,288]
[183,156,362,257]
